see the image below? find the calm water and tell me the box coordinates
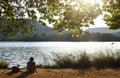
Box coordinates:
[0,42,120,68]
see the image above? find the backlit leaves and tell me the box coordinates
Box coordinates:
[102,0,120,29]
[0,0,101,39]
[53,0,101,36]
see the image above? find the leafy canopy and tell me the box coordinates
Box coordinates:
[102,0,120,29]
[0,0,101,39]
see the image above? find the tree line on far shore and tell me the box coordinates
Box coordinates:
[2,31,120,41]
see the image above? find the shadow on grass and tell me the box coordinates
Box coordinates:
[16,71,34,78]
[6,71,17,76]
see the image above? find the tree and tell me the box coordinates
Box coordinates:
[102,0,120,29]
[54,0,101,37]
[0,0,101,39]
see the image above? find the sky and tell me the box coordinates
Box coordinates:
[90,14,108,28]
[87,0,108,28]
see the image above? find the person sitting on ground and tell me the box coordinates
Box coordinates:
[26,57,36,72]
[12,65,20,73]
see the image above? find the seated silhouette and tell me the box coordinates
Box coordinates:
[26,57,36,72]
[12,65,20,73]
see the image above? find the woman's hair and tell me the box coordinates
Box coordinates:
[29,57,34,62]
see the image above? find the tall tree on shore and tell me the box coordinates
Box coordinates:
[102,0,120,29]
[0,0,101,39]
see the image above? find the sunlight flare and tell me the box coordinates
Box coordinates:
[83,0,97,4]
[76,0,97,4]
[76,0,103,6]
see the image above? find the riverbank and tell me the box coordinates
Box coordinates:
[0,68,120,78]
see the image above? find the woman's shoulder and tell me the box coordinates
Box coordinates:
[27,61,35,64]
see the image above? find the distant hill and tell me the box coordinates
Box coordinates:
[4,19,120,41]
[30,21,57,36]
[85,27,120,36]
[85,27,112,33]
[31,23,120,37]
[27,22,120,41]
[1,18,120,41]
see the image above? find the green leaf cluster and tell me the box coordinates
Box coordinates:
[102,0,120,29]
[0,0,102,38]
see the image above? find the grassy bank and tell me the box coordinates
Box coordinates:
[0,49,120,70]
[0,60,9,69]
[40,49,120,70]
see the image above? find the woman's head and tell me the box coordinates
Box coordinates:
[29,57,34,62]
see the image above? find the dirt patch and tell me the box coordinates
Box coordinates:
[0,68,120,78]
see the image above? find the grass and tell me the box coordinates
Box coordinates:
[1,49,120,78]
[55,55,77,68]
[75,52,91,69]
[0,60,9,69]
[93,50,120,70]
[0,49,120,70]
[47,51,91,69]
[39,49,120,70]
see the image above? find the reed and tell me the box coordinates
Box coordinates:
[75,52,91,69]
[54,54,76,68]
[93,50,120,70]
[53,51,91,69]
[35,49,120,70]
[0,60,9,69]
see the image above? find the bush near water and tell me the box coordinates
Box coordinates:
[42,50,120,70]
[0,50,120,70]
[0,60,9,69]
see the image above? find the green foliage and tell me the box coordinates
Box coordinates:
[0,0,101,38]
[52,51,91,69]
[55,57,75,68]
[54,54,76,68]
[38,50,120,70]
[76,52,91,69]
[93,50,120,70]
[0,60,9,69]
[53,0,101,36]
[102,0,120,29]
[0,18,33,40]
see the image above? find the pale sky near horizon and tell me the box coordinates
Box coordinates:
[89,14,108,28]
[86,0,108,28]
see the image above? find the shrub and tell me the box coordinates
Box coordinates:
[0,60,9,69]
[114,50,120,68]
[76,52,91,69]
[93,51,117,70]
[54,52,91,69]
[55,56,76,68]
[38,50,120,70]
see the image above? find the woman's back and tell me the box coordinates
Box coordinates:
[27,61,36,72]
[27,57,36,72]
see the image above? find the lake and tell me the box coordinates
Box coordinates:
[0,42,120,68]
